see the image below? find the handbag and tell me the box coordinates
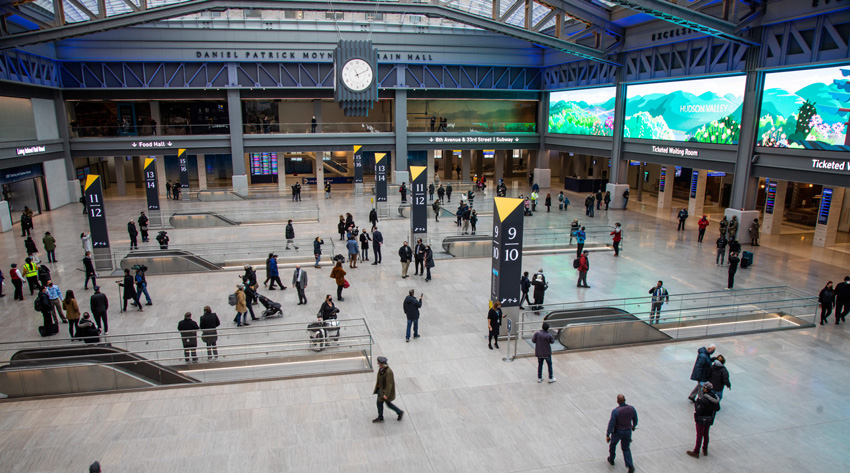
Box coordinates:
[343,278,350,289]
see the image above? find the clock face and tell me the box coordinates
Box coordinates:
[341,58,374,92]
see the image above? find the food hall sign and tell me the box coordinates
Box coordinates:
[194,49,434,62]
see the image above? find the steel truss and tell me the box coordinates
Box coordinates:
[0,47,59,86]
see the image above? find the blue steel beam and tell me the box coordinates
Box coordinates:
[0,0,620,65]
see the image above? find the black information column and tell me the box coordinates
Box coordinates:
[491,197,524,309]
[84,174,112,271]
[410,165,427,235]
[375,152,387,202]
[354,145,364,183]
[143,157,162,226]
[178,148,190,200]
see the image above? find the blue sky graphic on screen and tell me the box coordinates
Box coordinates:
[624,76,745,144]
[759,65,850,151]
[548,87,616,136]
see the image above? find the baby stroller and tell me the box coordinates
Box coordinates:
[308,318,340,352]
[257,293,283,318]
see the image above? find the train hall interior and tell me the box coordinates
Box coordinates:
[0,0,849,472]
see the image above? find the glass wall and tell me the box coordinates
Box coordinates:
[407,99,537,132]
[242,99,393,133]
[68,100,229,137]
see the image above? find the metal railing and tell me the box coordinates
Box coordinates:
[407,121,537,133]
[70,123,230,137]
[165,204,320,226]
[193,188,315,202]
[243,122,394,134]
[0,318,374,397]
[426,224,615,252]
[507,286,817,359]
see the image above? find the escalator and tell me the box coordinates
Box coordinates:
[120,249,222,274]
[323,160,349,177]
[0,345,198,398]
[544,307,671,349]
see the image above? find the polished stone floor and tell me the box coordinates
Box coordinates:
[0,180,848,473]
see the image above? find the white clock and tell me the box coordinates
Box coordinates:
[341,58,374,92]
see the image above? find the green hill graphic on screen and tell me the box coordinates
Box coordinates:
[548,87,616,136]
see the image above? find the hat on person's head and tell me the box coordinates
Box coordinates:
[89,461,101,473]
[377,356,388,364]
[93,286,100,291]
[702,382,714,391]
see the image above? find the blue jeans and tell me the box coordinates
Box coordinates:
[235,311,247,325]
[315,254,321,266]
[137,283,152,304]
[712,390,724,401]
[537,356,553,379]
[406,319,419,340]
[609,429,633,468]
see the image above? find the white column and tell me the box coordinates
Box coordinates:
[150,101,161,136]
[315,152,325,190]
[657,166,674,209]
[427,149,435,184]
[813,187,846,248]
[533,149,551,188]
[278,154,287,191]
[688,170,708,219]
[197,155,207,190]
[0,200,12,232]
[761,180,786,235]
[113,156,127,195]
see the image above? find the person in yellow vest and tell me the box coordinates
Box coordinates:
[23,257,40,295]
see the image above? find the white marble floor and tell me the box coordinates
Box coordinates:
[0,182,848,473]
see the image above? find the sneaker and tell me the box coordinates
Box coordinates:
[548,378,556,383]
[538,378,543,383]
[372,417,384,423]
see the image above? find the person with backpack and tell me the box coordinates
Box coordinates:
[232,285,249,327]
[687,382,720,458]
[135,267,153,305]
[399,182,407,203]
[558,192,565,211]
[575,227,587,257]
[34,286,55,335]
[576,251,590,288]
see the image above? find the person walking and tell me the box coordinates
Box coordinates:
[557,192,565,211]
[707,355,731,400]
[531,269,548,310]
[606,394,638,473]
[487,301,502,349]
[10,264,24,301]
[611,223,622,256]
[403,290,423,342]
[324,182,331,199]
[437,184,445,203]
[62,290,80,339]
[585,194,595,217]
[687,382,720,458]
[423,244,434,281]
[234,284,249,327]
[532,322,555,383]
[818,281,836,325]
[359,230,371,261]
[398,241,413,278]
[432,199,441,222]
[369,207,378,230]
[749,218,760,246]
[81,232,93,255]
[24,236,38,255]
[90,285,109,334]
[120,268,142,312]
[285,220,298,250]
[243,283,259,322]
[648,280,669,324]
[519,271,531,309]
[128,221,139,250]
[135,267,153,306]
[372,356,404,422]
[330,261,347,301]
[577,251,590,288]
[292,264,308,305]
[267,254,286,290]
[688,344,716,401]
[199,306,220,361]
[346,236,359,269]
[715,235,728,266]
[727,252,740,290]
[138,212,150,242]
[569,219,580,245]
[83,252,97,290]
[46,280,68,323]
[575,226,587,257]
[372,228,383,264]
[446,183,452,202]
[42,232,57,262]
[697,215,709,243]
[677,207,689,231]
[834,276,850,325]
[177,312,200,364]
[313,237,324,268]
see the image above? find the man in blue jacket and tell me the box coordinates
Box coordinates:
[267,254,286,290]
[688,344,716,401]
[403,290,423,342]
[606,394,638,473]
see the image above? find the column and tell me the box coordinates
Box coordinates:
[316,152,325,190]
[0,200,12,232]
[494,150,505,182]
[278,155,288,191]
[813,187,846,248]
[197,155,208,190]
[150,101,161,136]
[132,156,143,189]
[761,179,786,234]
[155,155,167,198]
[227,88,248,193]
[53,90,80,204]
[730,67,764,209]
[444,150,453,180]
[393,89,408,184]
[688,169,708,218]
[312,99,322,133]
[427,149,435,184]
[608,81,628,184]
[533,149,551,188]
[113,156,127,196]
[657,166,674,209]
[474,150,484,178]
[461,150,471,182]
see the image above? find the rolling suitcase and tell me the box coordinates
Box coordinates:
[38,323,59,337]
[741,250,754,268]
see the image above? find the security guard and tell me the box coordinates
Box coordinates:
[23,257,40,295]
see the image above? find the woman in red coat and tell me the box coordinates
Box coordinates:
[610,223,622,256]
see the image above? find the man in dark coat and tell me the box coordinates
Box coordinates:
[833,276,850,325]
[127,221,139,250]
[371,227,383,264]
[487,301,502,350]
[519,271,531,309]
[369,208,378,229]
[120,268,142,312]
[177,312,200,363]
[531,269,547,311]
[83,252,97,290]
[398,241,413,278]
[688,344,716,401]
[403,290,423,342]
[90,286,109,334]
[606,394,638,473]
[292,264,308,305]
[372,356,403,422]
[138,212,150,242]
[199,306,220,361]
[285,220,298,250]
